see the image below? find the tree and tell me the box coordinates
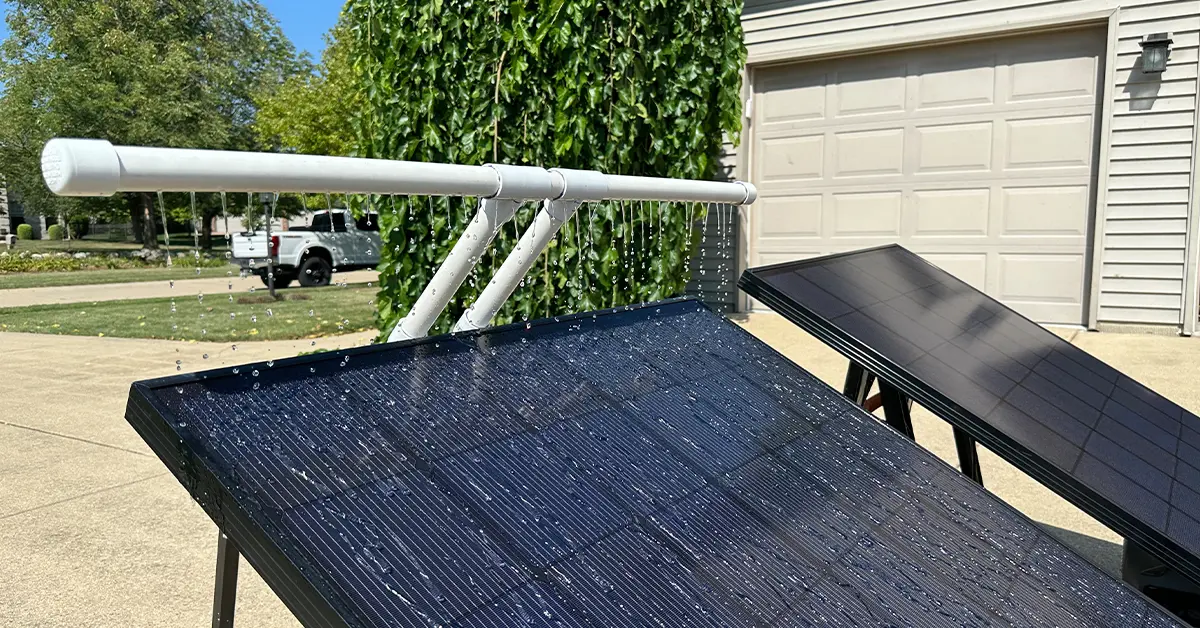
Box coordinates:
[345,1,746,335]
[0,0,307,248]
[256,24,360,157]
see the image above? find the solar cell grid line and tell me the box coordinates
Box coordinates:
[127,297,1183,627]
[738,244,1200,600]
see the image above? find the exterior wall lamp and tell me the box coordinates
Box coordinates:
[1139,32,1172,74]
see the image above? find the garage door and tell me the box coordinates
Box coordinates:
[749,27,1105,324]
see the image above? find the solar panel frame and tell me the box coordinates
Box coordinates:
[738,244,1200,589]
[126,295,1183,627]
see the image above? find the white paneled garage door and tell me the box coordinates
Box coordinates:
[749,28,1105,324]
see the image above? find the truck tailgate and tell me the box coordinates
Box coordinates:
[231,233,268,260]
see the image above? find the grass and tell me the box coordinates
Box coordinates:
[0,265,240,290]
[0,285,378,342]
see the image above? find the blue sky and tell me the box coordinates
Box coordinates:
[0,1,343,60]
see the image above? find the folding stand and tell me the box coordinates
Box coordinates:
[842,361,983,485]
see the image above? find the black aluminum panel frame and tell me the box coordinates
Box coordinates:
[738,244,1200,587]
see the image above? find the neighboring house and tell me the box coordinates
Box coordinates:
[716,0,1200,335]
[4,189,43,239]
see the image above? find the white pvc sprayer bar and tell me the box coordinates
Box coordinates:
[41,139,503,198]
[40,138,758,342]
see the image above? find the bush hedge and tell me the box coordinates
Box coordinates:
[46,224,63,241]
[346,0,746,336]
[16,224,33,240]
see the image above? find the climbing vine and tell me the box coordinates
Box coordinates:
[344,0,746,336]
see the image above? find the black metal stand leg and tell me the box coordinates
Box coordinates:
[953,426,983,485]
[878,382,915,440]
[842,362,875,406]
[212,531,239,628]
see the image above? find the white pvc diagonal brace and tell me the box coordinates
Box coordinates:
[388,197,521,342]
[453,197,582,333]
[387,162,560,342]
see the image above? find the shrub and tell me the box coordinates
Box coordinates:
[16,224,33,240]
[68,216,90,238]
[347,1,747,336]
[46,224,63,241]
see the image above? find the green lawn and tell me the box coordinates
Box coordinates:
[0,285,378,342]
[0,264,240,289]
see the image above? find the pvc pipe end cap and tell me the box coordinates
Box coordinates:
[41,138,120,197]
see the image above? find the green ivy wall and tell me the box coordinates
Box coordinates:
[344,0,746,335]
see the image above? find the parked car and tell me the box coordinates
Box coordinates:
[231,210,380,288]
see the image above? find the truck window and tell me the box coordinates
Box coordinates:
[310,213,347,233]
[355,213,380,232]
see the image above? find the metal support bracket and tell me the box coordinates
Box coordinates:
[842,362,876,406]
[953,426,984,485]
[212,531,239,628]
[878,381,916,440]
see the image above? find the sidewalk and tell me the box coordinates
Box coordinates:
[0,270,379,308]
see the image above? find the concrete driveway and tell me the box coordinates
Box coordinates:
[0,331,373,628]
[1,314,1197,626]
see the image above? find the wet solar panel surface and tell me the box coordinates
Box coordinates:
[127,298,1179,627]
[740,244,1200,589]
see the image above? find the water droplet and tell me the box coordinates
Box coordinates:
[252,369,259,377]
[202,353,209,359]
[231,345,238,351]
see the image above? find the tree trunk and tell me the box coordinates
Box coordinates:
[129,202,144,244]
[140,192,158,249]
[202,211,214,250]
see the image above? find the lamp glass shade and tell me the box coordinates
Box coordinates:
[1142,44,1169,72]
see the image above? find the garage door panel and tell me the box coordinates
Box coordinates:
[914,122,994,173]
[757,195,822,239]
[1007,44,1100,104]
[758,135,825,182]
[912,189,991,237]
[757,72,827,126]
[833,128,904,177]
[1004,115,1094,170]
[834,63,907,117]
[914,53,998,110]
[831,192,902,237]
[751,27,1102,324]
[1000,186,1090,237]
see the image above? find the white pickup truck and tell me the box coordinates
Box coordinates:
[231,210,381,288]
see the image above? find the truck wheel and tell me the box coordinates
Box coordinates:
[298,257,332,287]
[261,272,295,289]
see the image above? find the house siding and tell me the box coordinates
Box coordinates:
[737,0,1200,328]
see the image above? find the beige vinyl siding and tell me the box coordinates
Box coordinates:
[741,0,1200,328]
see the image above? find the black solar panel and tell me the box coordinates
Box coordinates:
[740,244,1200,590]
[126,297,1180,627]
